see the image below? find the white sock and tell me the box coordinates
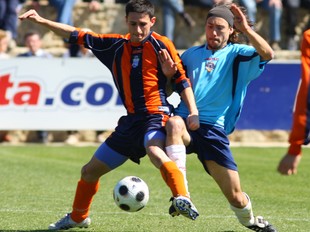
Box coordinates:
[230,192,255,226]
[165,144,189,196]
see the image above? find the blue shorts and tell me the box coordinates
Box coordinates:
[94,114,168,167]
[186,123,238,173]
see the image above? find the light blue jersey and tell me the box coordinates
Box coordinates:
[176,43,267,134]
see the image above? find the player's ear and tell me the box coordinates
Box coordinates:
[150,16,156,26]
[229,26,234,35]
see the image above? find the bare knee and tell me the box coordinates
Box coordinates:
[146,140,170,169]
[81,164,96,182]
[80,157,111,182]
[166,116,185,136]
[228,192,248,208]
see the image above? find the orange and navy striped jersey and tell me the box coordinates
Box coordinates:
[69,29,191,115]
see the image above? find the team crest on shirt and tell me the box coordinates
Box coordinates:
[205,61,215,72]
[205,57,218,72]
[132,55,140,68]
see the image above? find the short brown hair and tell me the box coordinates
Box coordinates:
[125,0,155,18]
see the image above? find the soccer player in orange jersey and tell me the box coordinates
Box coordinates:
[278,29,310,175]
[19,0,199,229]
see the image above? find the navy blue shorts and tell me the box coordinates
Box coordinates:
[186,124,238,173]
[103,113,168,164]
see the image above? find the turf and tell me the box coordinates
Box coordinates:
[0,145,309,231]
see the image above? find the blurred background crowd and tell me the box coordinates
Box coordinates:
[1,0,310,144]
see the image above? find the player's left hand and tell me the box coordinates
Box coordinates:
[230,4,251,33]
[277,153,302,175]
[158,49,177,78]
[186,114,200,131]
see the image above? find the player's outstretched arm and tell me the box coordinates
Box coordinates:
[19,9,76,40]
[230,4,274,61]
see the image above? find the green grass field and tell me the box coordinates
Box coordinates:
[0,145,309,232]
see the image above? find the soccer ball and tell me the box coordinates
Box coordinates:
[113,176,149,212]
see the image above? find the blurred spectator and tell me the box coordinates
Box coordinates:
[184,0,232,8]
[0,0,19,40]
[262,0,283,50]
[301,0,310,23]
[238,0,257,24]
[17,31,53,143]
[49,0,76,25]
[30,0,77,25]
[30,0,104,25]
[65,131,80,145]
[63,41,94,58]
[283,0,300,50]
[18,1,29,9]
[0,29,9,58]
[96,130,108,143]
[115,0,129,3]
[151,0,196,41]
[0,131,11,142]
[18,30,53,58]
[82,0,104,12]
[283,0,310,50]
[239,0,282,50]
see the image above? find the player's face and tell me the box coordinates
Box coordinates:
[205,17,233,51]
[126,12,155,43]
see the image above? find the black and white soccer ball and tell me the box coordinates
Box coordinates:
[113,176,149,212]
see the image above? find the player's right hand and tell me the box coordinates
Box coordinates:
[19,9,42,23]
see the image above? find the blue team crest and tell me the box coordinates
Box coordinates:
[206,61,215,72]
[132,55,140,68]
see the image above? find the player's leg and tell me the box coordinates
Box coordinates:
[163,116,199,220]
[206,161,252,222]
[145,129,198,220]
[71,143,128,220]
[206,160,276,231]
[48,142,128,230]
[145,129,189,198]
[165,115,191,195]
[194,125,276,231]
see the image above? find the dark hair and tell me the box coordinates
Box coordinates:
[125,0,155,18]
[206,5,234,27]
[23,30,41,41]
[211,3,254,44]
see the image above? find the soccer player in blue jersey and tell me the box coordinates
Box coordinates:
[165,3,277,232]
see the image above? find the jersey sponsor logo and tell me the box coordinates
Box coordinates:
[157,106,170,114]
